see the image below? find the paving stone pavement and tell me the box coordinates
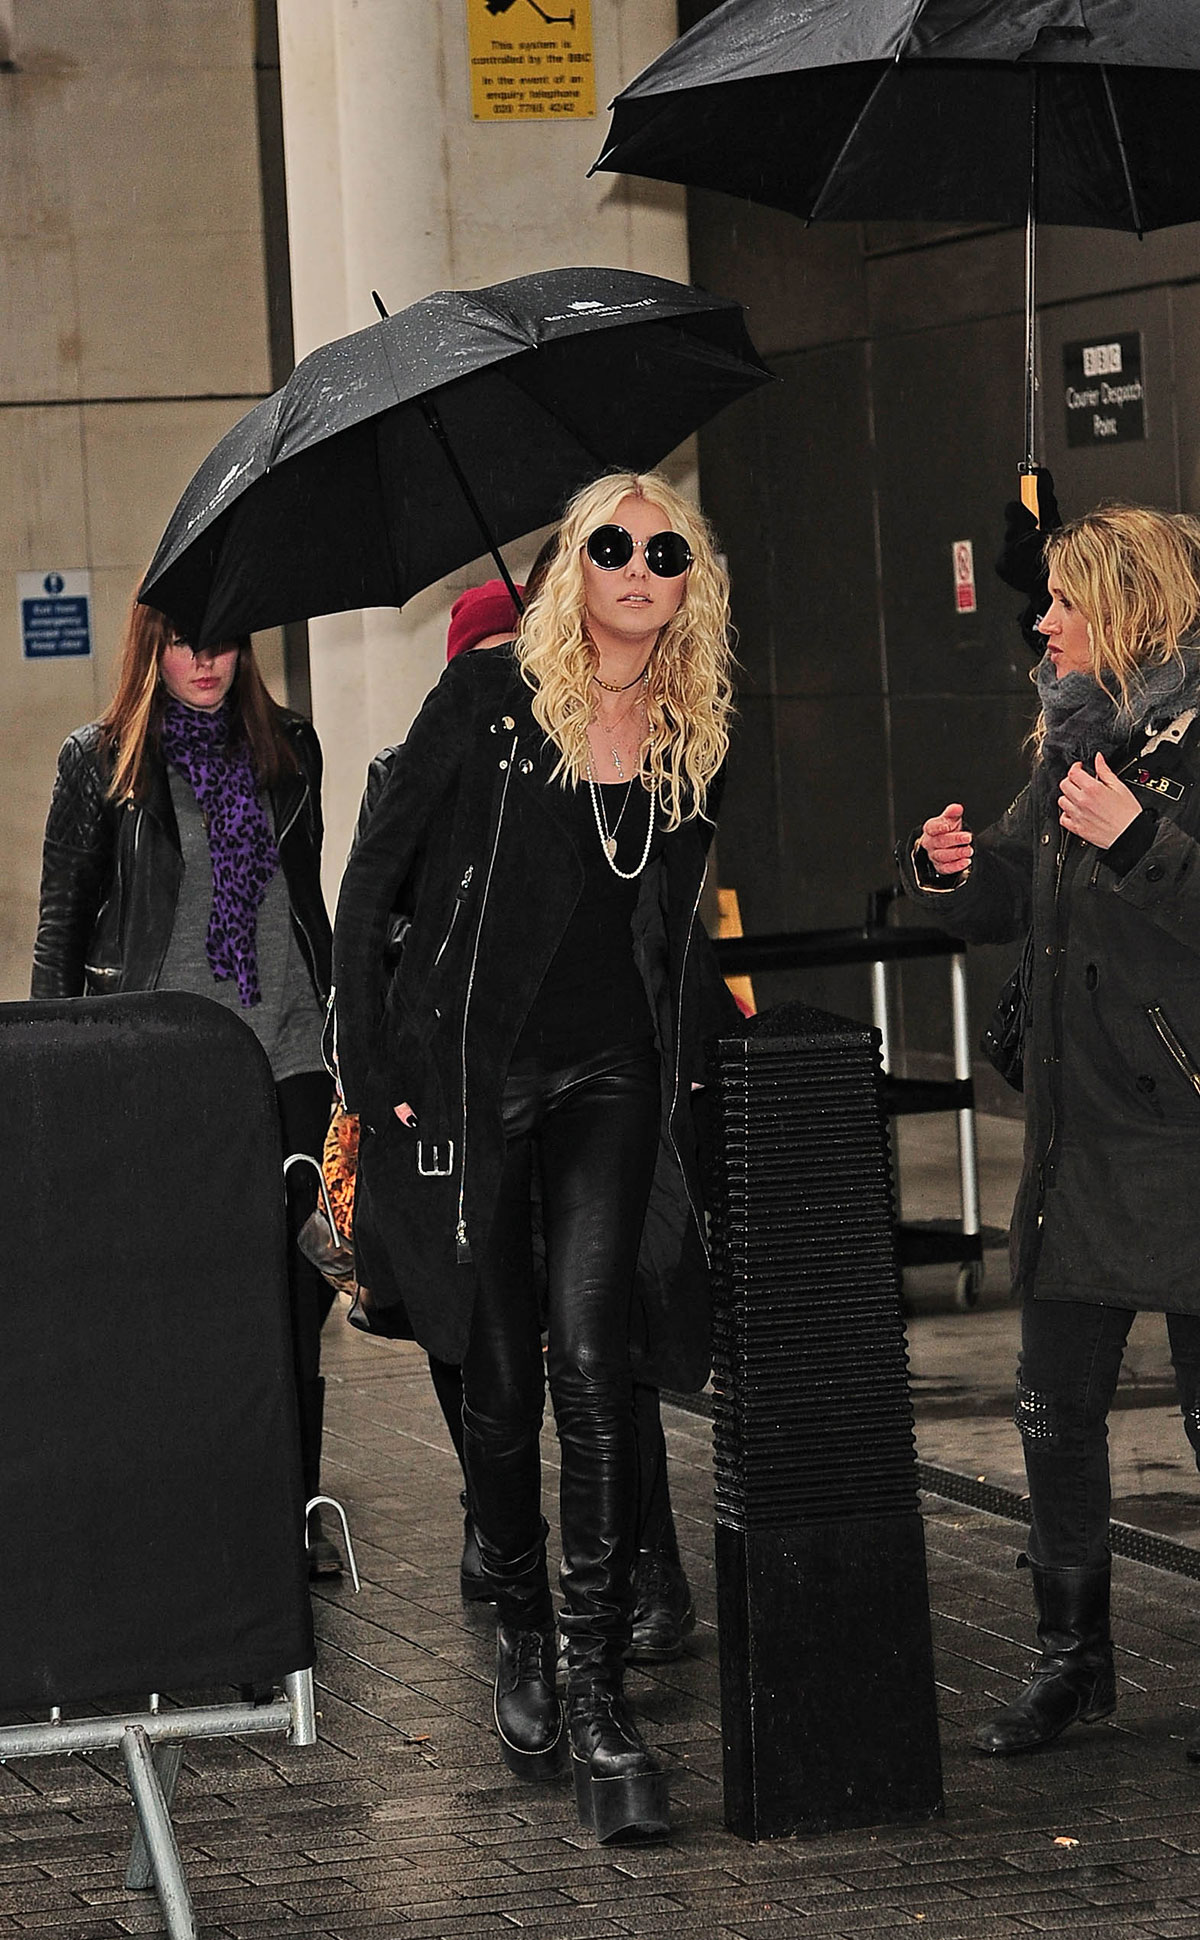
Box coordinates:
[6,1278,1200,1937]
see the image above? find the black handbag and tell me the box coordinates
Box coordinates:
[981,932,1033,1092]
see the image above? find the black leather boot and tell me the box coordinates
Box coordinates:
[459,1492,493,1604]
[627,1548,695,1664]
[494,1625,562,1778]
[973,1559,1116,1754]
[567,1675,669,1843]
[484,1531,562,1779]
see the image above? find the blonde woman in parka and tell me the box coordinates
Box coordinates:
[902,504,1200,1761]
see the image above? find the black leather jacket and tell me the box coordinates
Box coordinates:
[31,713,332,1003]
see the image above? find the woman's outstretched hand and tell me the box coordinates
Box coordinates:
[1058,753,1140,850]
[919,803,974,877]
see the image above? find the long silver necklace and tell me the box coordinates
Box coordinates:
[595,675,647,782]
[600,772,637,845]
[586,764,656,878]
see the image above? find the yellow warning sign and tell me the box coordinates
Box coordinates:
[467,0,595,122]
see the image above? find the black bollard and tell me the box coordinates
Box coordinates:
[709,1003,943,1840]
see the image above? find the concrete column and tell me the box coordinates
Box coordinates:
[278,0,688,897]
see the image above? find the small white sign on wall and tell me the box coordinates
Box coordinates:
[951,540,977,615]
[19,570,93,660]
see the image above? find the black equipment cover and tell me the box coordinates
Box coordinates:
[0,992,313,1708]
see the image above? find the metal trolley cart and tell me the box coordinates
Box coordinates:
[713,891,983,1309]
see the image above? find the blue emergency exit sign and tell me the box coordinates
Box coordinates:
[19,570,93,659]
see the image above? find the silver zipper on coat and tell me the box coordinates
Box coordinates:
[322,986,341,1093]
[276,789,305,845]
[275,781,326,1000]
[455,739,517,1261]
[1148,1007,1200,1097]
[434,865,474,969]
[667,863,709,1262]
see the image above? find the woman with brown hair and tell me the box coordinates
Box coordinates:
[903,504,1200,1759]
[32,597,337,1575]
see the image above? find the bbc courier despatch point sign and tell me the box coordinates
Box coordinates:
[467,0,595,121]
[1063,333,1145,448]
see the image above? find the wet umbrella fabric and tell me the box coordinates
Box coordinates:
[139,269,772,648]
[593,0,1200,232]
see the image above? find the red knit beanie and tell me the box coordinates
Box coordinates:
[446,580,524,662]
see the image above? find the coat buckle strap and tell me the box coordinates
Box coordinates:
[417,1139,455,1178]
[1138,707,1197,757]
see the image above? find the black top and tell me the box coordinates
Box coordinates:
[513,780,660,1069]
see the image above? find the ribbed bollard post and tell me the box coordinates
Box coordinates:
[709,1003,944,1840]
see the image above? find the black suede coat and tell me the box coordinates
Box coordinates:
[333,647,737,1389]
[32,715,331,1005]
[898,711,1200,1315]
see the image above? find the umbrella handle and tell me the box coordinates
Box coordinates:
[1019,471,1040,524]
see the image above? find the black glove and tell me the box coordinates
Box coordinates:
[995,466,1062,599]
[995,466,1063,655]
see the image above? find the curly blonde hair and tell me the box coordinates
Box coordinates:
[1043,504,1200,712]
[515,470,733,829]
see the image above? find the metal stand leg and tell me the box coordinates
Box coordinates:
[125,1740,183,1890]
[870,959,892,1075]
[948,954,980,1239]
[284,1666,318,1748]
[120,1726,197,1940]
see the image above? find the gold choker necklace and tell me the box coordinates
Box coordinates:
[593,667,649,695]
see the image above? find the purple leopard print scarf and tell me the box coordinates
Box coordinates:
[160,698,279,1007]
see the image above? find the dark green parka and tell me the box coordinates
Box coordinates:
[899,706,1200,1314]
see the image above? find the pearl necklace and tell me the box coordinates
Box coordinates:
[586,765,656,878]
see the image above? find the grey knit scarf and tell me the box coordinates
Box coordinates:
[1035,643,1200,789]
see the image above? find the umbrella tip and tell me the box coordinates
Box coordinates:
[371,290,389,321]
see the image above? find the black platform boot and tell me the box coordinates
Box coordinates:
[488,1536,562,1780]
[567,1670,669,1843]
[973,1559,1116,1754]
[495,1625,562,1778]
[628,1545,695,1664]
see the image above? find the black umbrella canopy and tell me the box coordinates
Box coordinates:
[140,267,772,648]
[593,0,1200,231]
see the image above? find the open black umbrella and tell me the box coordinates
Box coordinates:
[592,0,1200,513]
[140,267,771,647]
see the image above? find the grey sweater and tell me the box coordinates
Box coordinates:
[158,769,324,1082]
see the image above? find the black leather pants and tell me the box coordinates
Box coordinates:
[461,1044,660,1676]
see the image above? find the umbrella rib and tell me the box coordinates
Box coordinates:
[892,0,928,61]
[1100,65,1145,239]
[808,63,897,222]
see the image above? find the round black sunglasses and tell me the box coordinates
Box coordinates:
[583,524,693,579]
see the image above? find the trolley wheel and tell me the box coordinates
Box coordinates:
[955,1260,984,1311]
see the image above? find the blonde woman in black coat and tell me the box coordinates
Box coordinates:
[903,505,1200,1759]
[333,470,737,1841]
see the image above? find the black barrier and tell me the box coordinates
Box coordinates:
[0,991,313,1704]
[708,1002,944,1840]
[0,993,317,1938]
